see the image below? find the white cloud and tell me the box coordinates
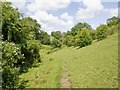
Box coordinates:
[41,24,55,34]
[76,0,104,20]
[60,12,74,25]
[6,0,27,11]
[6,0,118,34]
[22,0,73,33]
[60,12,73,21]
[76,9,94,19]
[76,0,118,20]
[7,0,73,34]
[26,0,71,12]
[31,11,65,25]
[12,2,26,10]
[83,0,103,10]
[6,0,26,2]
[30,10,74,34]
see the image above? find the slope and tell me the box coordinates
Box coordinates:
[20,33,118,88]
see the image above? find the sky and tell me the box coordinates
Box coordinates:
[6,0,118,34]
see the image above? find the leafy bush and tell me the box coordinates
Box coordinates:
[2,2,42,89]
[38,30,51,45]
[63,35,75,47]
[90,30,97,40]
[2,66,28,89]
[75,30,93,48]
[70,22,92,36]
[96,25,108,41]
[107,25,118,35]
[51,31,62,41]
[2,42,27,89]
[21,40,41,72]
[2,41,41,89]
[107,16,119,26]
[51,39,62,48]
[2,42,24,68]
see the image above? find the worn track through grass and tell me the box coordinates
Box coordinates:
[60,60,71,88]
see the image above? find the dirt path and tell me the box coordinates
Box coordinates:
[60,61,71,88]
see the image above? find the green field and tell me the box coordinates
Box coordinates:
[21,33,118,88]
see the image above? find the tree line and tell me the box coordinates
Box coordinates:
[2,2,41,89]
[49,17,118,48]
[37,17,119,48]
[1,1,119,89]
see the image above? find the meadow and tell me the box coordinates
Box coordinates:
[21,33,118,88]
[2,2,119,89]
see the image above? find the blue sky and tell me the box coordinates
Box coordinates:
[8,0,118,34]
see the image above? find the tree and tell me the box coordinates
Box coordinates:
[107,16,119,26]
[38,30,50,45]
[51,31,62,41]
[63,35,75,47]
[20,40,41,72]
[70,22,92,36]
[90,30,97,40]
[20,17,41,40]
[2,2,41,89]
[51,38,62,48]
[2,66,27,89]
[1,2,27,89]
[75,29,93,48]
[2,42,27,89]
[106,16,119,35]
[2,2,24,43]
[96,24,108,41]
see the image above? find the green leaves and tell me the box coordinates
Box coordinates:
[51,31,62,41]
[2,2,41,89]
[2,42,26,89]
[2,66,19,89]
[20,40,41,72]
[63,35,74,47]
[2,2,41,43]
[20,17,41,40]
[2,2,23,43]
[38,30,50,45]
[70,22,92,36]
[51,39,62,48]
[75,29,93,47]
[96,24,108,41]
[107,16,119,26]
[2,42,24,67]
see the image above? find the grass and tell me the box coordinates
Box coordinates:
[20,45,62,88]
[21,33,118,88]
[63,33,118,88]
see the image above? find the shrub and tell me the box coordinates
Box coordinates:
[51,31,62,41]
[21,40,41,72]
[2,42,27,89]
[51,39,62,48]
[2,42,24,68]
[38,30,51,45]
[96,25,108,41]
[2,66,28,89]
[75,30,93,48]
[63,35,75,47]
[90,30,97,40]
[107,25,118,35]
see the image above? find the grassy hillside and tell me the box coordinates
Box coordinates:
[20,33,118,88]
[20,46,62,88]
[62,33,118,88]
